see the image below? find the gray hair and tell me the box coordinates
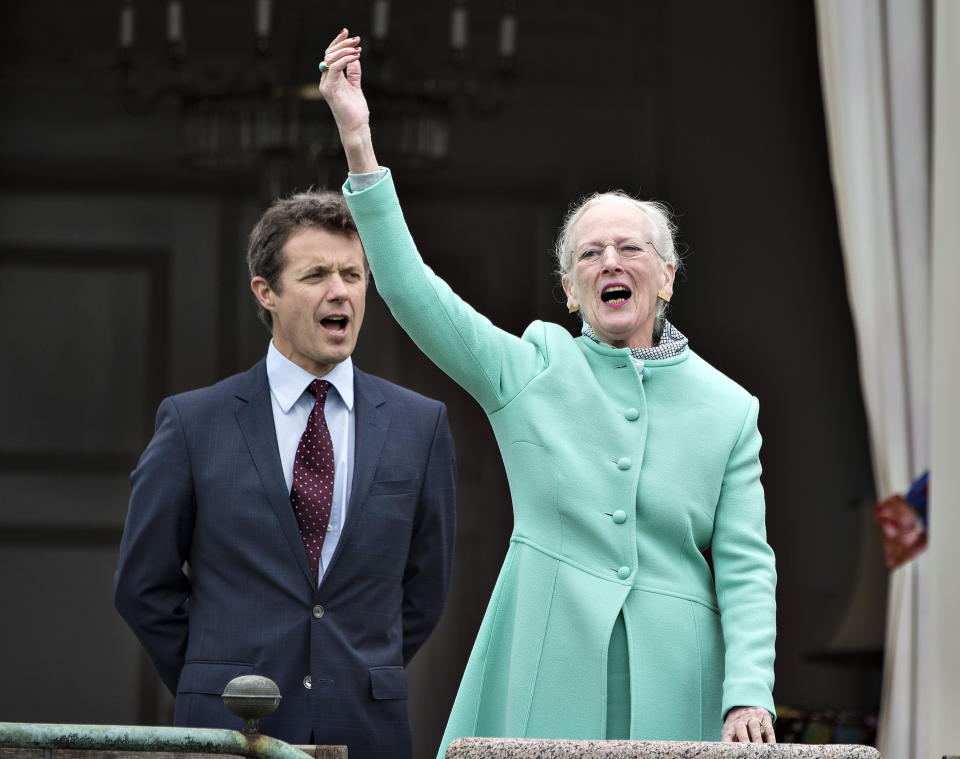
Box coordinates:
[553,191,681,321]
[247,190,364,331]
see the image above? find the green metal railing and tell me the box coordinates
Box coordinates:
[0,722,312,759]
[0,676,321,759]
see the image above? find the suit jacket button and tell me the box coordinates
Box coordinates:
[612,510,627,524]
[313,604,325,618]
[303,675,312,689]
[624,407,640,421]
[617,457,632,470]
[617,566,631,580]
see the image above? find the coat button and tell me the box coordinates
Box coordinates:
[617,457,632,470]
[612,510,627,524]
[303,675,312,689]
[312,604,325,618]
[624,407,640,421]
[617,566,631,580]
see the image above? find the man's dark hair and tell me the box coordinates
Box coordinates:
[247,190,360,331]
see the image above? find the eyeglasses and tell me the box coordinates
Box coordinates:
[575,241,664,265]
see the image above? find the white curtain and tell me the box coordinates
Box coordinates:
[924,3,960,756]
[814,2,960,758]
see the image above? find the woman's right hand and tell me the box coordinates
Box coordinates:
[318,28,379,173]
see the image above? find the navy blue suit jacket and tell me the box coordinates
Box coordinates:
[114,359,456,759]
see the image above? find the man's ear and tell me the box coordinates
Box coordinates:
[250,276,275,311]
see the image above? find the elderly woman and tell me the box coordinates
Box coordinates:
[318,29,777,753]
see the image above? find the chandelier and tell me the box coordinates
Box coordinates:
[116,0,518,174]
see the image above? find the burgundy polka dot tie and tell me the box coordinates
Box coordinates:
[290,379,335,584]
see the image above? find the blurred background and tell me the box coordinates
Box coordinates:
[0,1,911,757]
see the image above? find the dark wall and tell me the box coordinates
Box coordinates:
[0,2,882,756]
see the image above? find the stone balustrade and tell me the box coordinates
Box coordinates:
[445,737,881,759]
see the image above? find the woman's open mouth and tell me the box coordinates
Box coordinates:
[601,284,632,307]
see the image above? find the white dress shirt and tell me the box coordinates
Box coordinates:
[266,340,356,584]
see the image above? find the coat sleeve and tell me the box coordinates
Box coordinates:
[709,396,778,719]
[344,169,547,414]
[113,397,195,694]
[401,402,458,664]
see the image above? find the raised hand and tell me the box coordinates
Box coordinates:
[319,28,378,173]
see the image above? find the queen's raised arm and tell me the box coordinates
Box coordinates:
[319,28,378,174]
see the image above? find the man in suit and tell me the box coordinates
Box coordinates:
[113,190,457,759]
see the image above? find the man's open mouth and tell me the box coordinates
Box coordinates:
[601,285,632,306]
[320,315,349,332]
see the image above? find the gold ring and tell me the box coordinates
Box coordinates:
[318,61,330,74]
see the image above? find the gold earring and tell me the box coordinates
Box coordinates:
[657,290,671,303]
[568,303,579,314]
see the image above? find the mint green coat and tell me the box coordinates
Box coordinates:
[344,172,776,755]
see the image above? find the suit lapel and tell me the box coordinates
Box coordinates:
[234,360,316,590]
[322,368,389,579]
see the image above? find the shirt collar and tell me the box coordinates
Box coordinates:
[580,319,689,361]
[266,340,355,412]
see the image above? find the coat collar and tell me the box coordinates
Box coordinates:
[234,359,318,588]
[323,367,389,581]
[576,333,691,367]
[234,359,391,592]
